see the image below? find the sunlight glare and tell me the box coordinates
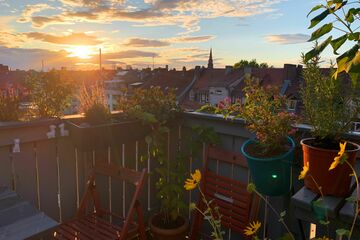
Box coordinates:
[67,46,94,59]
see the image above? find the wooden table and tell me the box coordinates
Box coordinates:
[292,184,360,239]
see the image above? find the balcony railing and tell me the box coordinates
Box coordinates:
[0,112,359,239]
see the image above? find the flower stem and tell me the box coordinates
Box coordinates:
[345,160,359,239]
[253,189,295,240]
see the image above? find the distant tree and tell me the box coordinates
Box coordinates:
[26,70,74,118]
[234,59,270,69]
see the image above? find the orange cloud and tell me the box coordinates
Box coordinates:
[124,38,170,47]
[25,32,102,46]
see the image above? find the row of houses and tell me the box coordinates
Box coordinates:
[104,49,303,113]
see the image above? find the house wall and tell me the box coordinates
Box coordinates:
[209,87,229,105]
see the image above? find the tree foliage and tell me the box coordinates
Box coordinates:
[0,88,21,121]
[26,70,74,118]
[305,0,360,81]
[234,59,270,69]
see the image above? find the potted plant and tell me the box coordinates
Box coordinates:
[120,87,188,239]
[239,78,297,196]
[68,82,147,151]
[300,55,360,197]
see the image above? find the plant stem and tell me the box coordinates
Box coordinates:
[253,189,295,240]
[344,160,359,239]
[309,174,330,237]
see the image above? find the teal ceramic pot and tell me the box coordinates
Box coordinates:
[241,136,295,196]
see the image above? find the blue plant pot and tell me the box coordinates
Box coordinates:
[241,136,295,196]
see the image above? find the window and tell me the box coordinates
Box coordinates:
[287,100,297,111]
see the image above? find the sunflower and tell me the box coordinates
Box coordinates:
[298,162,309,180]
[184,169,201,190]
[329,141,347,171]
[244,221,261,236]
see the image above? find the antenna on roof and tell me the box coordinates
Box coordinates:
[99,48,102,72]
[152,53,155,70]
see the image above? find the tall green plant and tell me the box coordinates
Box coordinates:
[26,70,74,118]
[301,54,360,146]
[305,0,359,81]
[120,87,182,224]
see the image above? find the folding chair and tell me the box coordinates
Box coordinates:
[189,146,260,239]
[53,161,147,240]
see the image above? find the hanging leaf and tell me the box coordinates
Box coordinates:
[330,34,347,54]
[305,36,332,62]
[307,4,324,17]
[309,9,330,28]
[309,23,333,41]
[345,7,360,23]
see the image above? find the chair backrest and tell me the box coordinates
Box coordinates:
[201,146,260,233]
[76,161,147,223]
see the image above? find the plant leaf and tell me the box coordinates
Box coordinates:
[305,36,332,62]
[307,4,324,17]
[336,228,350,236]
[330,34,347,54]
[309,9,330,28]
[309,23,333,41]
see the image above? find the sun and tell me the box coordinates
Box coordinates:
[67,46,94,59]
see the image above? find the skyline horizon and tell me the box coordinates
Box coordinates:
[0,0,335,71]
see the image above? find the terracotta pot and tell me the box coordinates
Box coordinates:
[301,138,360,197]
[149,214,189,240]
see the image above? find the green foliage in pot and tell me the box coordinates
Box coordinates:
[26,70,74,118]
[239,78,297,157]
[79,82,111,125]
[120,87,183,225]
[301,54,360,148]
[0,88,21,121]
[305,0,359,81]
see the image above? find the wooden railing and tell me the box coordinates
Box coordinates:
[0,112,359,239]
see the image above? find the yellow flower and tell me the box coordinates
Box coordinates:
[298,162,309,180]
[244,221,261,236]
[184,169,201,190]
[329,141,347,171]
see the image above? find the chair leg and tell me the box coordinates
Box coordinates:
[135,201,147,240]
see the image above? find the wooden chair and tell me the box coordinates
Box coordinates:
[53,161,147,240]
[189,146,260,239]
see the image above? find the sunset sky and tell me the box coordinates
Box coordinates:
[0,0,326,70]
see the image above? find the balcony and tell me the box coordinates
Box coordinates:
[0,112,359,239]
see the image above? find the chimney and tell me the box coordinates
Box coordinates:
[225,66,233,75]
[182,66,186,77]
[165,65,169,71]
[284,64,297,83]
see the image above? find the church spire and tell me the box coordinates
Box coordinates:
[208,48,213,69]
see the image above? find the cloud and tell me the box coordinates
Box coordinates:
[0,46,80,70]
[60,0,125,7]
[265,34,310,44]
[19,0,283,33]
[17,4,53,23]
[171,35,215,43]
[104,50,159,59]
[24,32,102,45]
[124,38,170,47]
